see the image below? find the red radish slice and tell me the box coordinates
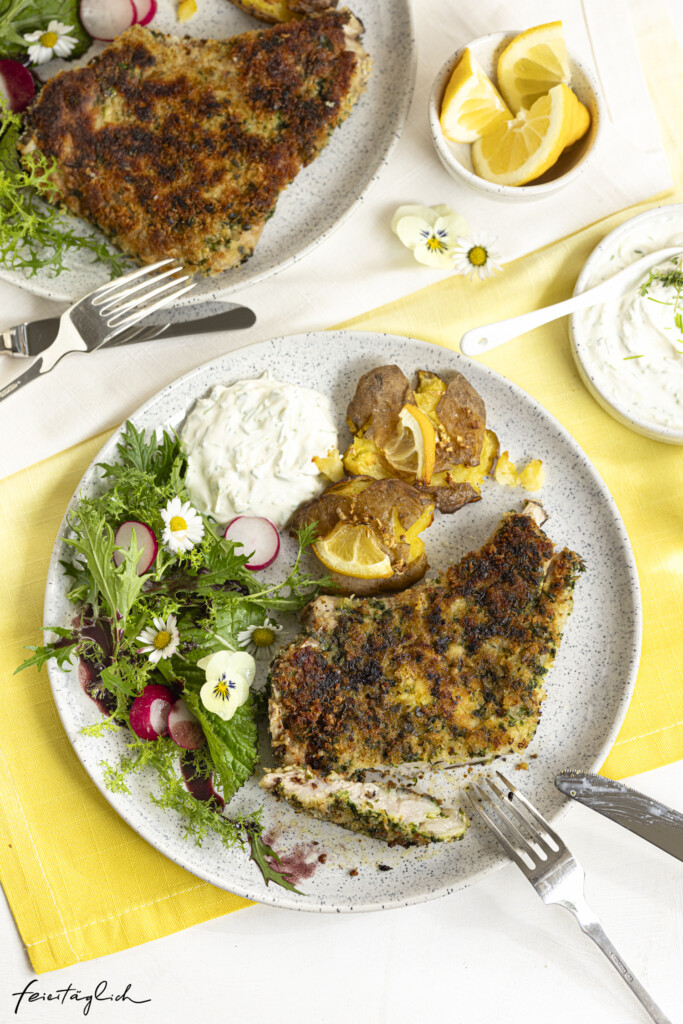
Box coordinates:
[0,60,35,112]
[130,684,175,741]
[113,521,158,574]
[180,752,225,809]
[167,699,205,750]
[224,516,280,571]
[132,0,157,25]
[79,0,137,40]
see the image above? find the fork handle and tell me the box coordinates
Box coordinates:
[560,898,672,1023]
[0,358,44,403]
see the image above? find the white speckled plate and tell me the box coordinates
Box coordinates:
[45,332,641,912]
[1,0,414,302]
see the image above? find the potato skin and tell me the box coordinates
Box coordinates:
[346,365,414,447]
[288,476,370,537]
[323,551,429,596]
[420,481,480,514]
[436,373,486,467]
[223,0,336,23]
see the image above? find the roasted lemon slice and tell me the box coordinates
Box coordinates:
[313,523,394,579]
[439,47,512,143]
[497,21,571,113]
[383,404,437,484]
[471,83,590,187]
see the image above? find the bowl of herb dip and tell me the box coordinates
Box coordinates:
[570,204,683,444]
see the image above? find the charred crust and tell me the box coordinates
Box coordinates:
[269,511,583,774]
[20,13,369,274]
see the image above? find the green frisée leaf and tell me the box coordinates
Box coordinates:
[64,507,150,626]
[0,106,131,278]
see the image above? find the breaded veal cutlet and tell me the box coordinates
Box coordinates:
[20,12,371,274]
[268,503,584,776]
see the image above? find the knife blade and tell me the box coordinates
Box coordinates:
[556,770,683,862]
[2,303,256,357]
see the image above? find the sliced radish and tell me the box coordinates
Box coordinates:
[79,0,137,41]
[0,60,34,112]
[132,0,157,25]
[113,521,158,575]
[180,752,225,809]
[130,683,175,740]
[167,699,205,750]
[224,516,280,571]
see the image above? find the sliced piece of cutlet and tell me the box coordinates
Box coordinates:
[20,13,370,274]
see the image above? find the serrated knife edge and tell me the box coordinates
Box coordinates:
[556,770,683,861]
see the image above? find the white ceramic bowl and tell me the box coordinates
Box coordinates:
[428,31,602,201]
[569,205,683,445]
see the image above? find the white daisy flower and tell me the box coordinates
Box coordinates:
[237,619,283,660]
[451,233,503,281]
[391,204,468,269]
[197,649,255,722]
[24,21,77,65]
[161,496,205,553]
[137,614,180,664]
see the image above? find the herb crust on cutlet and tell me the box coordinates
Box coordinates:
[20,13,371,274]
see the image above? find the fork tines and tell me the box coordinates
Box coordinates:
[464,771,565,878]
[91,259,195,332]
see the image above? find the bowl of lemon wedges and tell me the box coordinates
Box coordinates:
[429,22,602,200]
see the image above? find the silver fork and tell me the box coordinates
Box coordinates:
[0,259,195,403]
[464,772,672,1024]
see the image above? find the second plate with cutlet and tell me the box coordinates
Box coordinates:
[1,0,414,301]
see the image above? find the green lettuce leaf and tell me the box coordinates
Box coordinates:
[183,690,258,804]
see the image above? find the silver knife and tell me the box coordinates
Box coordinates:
[556,770,683,861]
[1,302,256,357]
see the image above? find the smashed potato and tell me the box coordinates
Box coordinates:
[414,370,486,469]
[312,447,344,483]
[289,476,435,595]
[289,364,544,594]
[346,365,414,447]
[494,453,545,492]
[223,0,336,23]
[343,366,491,507]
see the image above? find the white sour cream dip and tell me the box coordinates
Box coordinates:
[574,215,683,433]
[181,375,338,526]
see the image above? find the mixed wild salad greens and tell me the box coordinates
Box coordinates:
[18,422,325,891]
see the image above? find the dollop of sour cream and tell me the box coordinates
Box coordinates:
[575,225,683,432]
[181,375,338,526]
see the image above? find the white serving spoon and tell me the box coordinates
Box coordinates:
[459,246,683,356]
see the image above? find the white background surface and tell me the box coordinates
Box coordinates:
[1,0,682,1021]
[0,762,680,1024]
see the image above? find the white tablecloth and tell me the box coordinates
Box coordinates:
[0,762,680,1023]
[1,3,681,1019]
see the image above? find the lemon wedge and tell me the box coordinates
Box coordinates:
[383,404,437,484]
[497,21,571,113]
[471,83,590,187]
[313,523,394,579]
[440,47,512,143]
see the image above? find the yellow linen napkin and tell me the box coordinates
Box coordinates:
[1,2,681,977]
[0,433,252,974]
